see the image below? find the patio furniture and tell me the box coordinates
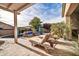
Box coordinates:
[0,40,5,50]
[0,40,5,46]
[29,40,54,53]
[29,33,59,52]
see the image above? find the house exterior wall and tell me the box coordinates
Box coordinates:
[0,30,14,36]
[70,13,79,30]
[0,22,14,36]
[0,22,13,29]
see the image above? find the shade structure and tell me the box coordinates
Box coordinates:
[0,3,33,43]
[0,3,33,13]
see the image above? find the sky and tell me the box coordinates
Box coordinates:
[0,3,62,27]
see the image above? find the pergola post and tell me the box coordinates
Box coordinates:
[66,16,72,40]
[14,10,18,43]
[62,4,78,40]
[77,30,79,43]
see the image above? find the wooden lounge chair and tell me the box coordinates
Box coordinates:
[29,33,58,52]
[0,40,5,50]
[29,40,54,53]
[0,40,5,46]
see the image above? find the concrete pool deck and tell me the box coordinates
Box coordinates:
[0,37,79,56]
[0,38,40,56]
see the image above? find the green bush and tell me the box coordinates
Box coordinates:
[50,22,69,38]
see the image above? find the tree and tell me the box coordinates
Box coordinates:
[51,23,60,37]
[29,17,42,29]
[29,17,42,34]
[50,22,69,38]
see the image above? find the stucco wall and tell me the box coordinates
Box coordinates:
[0,30,14,36]
[71,13,79,30]
[0,22,13,29]
[0,22,14,36]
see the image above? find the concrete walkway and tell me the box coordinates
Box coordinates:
[0,38,40,56]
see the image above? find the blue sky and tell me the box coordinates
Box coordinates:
[0,3,62,27]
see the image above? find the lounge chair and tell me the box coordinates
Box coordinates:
[29,33,58,52]
[0,40,5,46]
[0,40,5,50]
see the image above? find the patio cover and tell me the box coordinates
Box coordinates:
[0,3,33,43]
[0,3,33,13]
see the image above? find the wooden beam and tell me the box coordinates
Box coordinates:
[18,3,34,12]
[14,10,18,43]
[0,3,33,14]
[7,3,13,8]
[17,3,29,11]
[66,3,78,16]
[0,5,20,14]
[0,5,13,13]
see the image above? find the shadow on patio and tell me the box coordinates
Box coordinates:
[18,37,79,56]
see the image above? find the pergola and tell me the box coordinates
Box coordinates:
[62,3,79,42]
[0,3,33,43]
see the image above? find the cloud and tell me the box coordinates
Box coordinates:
[0,3,62,27]
[20,3,62,24]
